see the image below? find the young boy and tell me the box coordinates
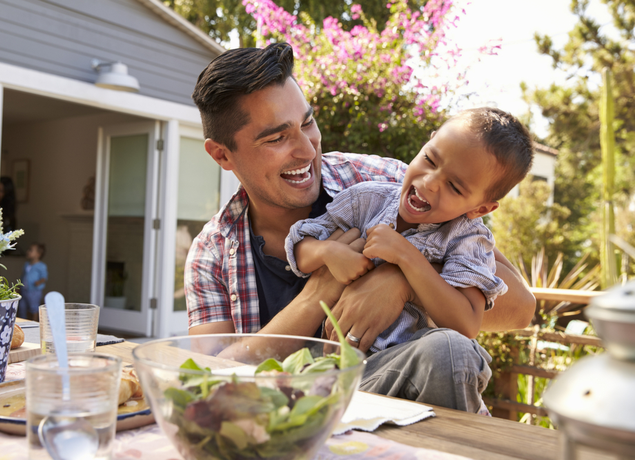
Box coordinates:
[18,243,48,321]
[284,107,534,352]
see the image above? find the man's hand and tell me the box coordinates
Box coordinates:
[363,224,412,265]
[324,263,411,352]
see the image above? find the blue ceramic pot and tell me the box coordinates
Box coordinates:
[0,296,20,383]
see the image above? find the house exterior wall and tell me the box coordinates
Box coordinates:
[507,151,557,204]
[0,0,219,106]
[1,111,145,303]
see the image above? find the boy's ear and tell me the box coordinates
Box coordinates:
[204,138,235,171]
[466,201,499,219]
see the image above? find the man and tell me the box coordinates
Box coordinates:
[185,43,535,413]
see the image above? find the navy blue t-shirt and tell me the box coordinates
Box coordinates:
[251,188,333,336]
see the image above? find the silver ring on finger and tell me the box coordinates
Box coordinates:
[346,332,361,343]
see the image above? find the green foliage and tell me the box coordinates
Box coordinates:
[515,247,600,326]
[523,0,635,274]
[489,179,571,270]
[477,331,524,380]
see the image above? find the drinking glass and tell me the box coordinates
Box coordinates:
[26,353,121,460]
[39,303,99,354]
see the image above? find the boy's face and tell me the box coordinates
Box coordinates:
[400,119,500,226]
[26,246,40,261]
[205,77,322,213]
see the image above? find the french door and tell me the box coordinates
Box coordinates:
[91,122,161,336]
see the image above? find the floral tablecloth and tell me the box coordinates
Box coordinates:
[0,424,472,460]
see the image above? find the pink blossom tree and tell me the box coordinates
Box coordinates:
[243,0,479,161]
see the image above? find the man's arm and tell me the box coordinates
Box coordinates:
[481,248,535,330]
[188,229,361,337]
[189,264,343,336]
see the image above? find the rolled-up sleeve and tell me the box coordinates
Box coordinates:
[184,235,231,328]
[285,189,359,278]
[441,223,507,310]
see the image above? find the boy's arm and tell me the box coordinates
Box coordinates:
[325,246,536,350]
[363,224,484,338]
[295,237,375,284]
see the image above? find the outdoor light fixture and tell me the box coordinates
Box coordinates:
[92,59,140,92]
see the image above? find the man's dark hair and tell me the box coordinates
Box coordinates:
[449,107,534,202]
[192,42,295,151]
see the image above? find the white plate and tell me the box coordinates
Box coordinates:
[0,380,155,436]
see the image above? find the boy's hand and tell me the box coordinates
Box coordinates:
[363,224,412,265]
[323,244,375,285]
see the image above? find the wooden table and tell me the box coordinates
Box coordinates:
[99,342,615,460]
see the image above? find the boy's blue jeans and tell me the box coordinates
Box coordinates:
[18,289,44,318]
[360,327,492,413]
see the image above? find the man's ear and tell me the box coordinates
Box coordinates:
[466,201,499,219]
[430,130,437,139]
[204,138,234,171]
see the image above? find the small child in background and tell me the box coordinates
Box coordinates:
[18,243,48,321]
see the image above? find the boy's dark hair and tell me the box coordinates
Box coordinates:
[192,42,295,152]
[449,108,534,202]
[30,242,45,259]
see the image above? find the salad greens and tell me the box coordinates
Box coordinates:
[163,302,361,460]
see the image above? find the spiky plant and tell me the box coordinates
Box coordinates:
[516,248,600,326]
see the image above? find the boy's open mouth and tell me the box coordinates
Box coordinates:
[281,164,312,184]
[408,186,431,212]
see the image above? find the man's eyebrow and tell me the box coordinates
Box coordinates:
[254,121,292,142]
[254,107,314,142]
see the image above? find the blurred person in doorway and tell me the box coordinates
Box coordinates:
[0,177,17,232]
[18,243,48,321]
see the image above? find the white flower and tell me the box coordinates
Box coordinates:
[0,324,12,344]
[0,207,23,256]
[0,346,5,361]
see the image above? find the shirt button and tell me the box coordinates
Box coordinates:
[230,294,237,301]
[285,265,291,271]
[229,248,236,255]
[389,223,395,229]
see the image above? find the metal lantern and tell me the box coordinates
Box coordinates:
[543,280,635,459]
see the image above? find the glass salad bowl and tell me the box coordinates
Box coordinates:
[133,334,366,460]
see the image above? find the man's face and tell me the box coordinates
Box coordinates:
[219,77,322,213]
[399,119,500,225]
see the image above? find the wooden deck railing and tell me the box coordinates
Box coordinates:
[485,288,604,421]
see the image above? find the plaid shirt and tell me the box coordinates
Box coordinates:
[185,152,407,331]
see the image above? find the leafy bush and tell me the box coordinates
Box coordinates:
[243,0,493,162]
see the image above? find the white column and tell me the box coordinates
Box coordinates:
[155,119,183,338]
[91,127,107,306]
[220,169,240,208]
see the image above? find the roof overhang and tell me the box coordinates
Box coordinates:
[0,62,202,127]
[135,0,226,56]
[534,142,558,157]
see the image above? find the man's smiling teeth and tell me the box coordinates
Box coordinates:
[408,187,431,212]
[282,164,312,184]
